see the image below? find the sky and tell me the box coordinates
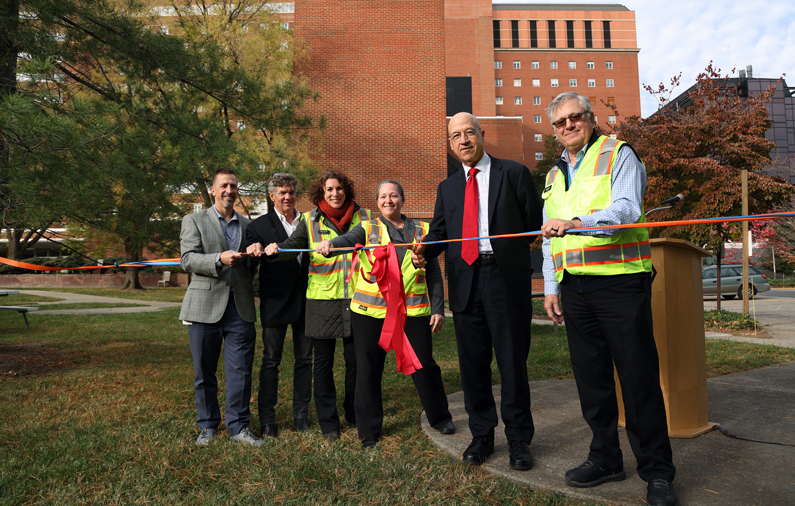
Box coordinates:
[495,0,795,117]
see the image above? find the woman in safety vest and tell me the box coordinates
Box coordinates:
[315,180,454,448]
[263,171,370,442]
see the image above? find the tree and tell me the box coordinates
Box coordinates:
[608,63,794,252]
[2,0,321,287]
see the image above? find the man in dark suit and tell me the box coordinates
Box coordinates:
[413,112,543,470]
[244,173,311,438]
[180,167,262,447]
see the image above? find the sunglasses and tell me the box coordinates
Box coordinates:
[552,112,588,129]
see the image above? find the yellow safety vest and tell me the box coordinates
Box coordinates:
[542,135,652,282]
[351,219,431,319]
[305,207,371,300]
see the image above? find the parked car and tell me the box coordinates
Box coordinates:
[702,265,771,299]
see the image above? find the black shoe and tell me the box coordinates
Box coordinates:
[362,439,378,449]
[436,420,456,435]
[261,423,278,439]
[346,417,357,428]
[647,479,678,506]
[294,417,309,432]
[322,430,340,442]
[508,440,534,470]
[565,460,626,488]
[462,436,494,466]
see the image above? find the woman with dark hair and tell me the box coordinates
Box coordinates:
[255,170,371,442]
[315,180,454,448]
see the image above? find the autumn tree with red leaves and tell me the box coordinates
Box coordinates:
[608,63,794,251]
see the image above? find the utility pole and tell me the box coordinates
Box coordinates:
[742,169,749,315]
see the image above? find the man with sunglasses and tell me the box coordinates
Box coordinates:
[540,93,677,506]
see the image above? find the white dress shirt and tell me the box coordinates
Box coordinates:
[463,153,493,255]
[275,207,303,267]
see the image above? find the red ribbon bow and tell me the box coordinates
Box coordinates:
[365,243,423,375]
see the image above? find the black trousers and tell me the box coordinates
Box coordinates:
[561,275,676,482]
[312,336,356,433]
[351,312,452,441]
[257,319,313,425]
[452,261,535,442]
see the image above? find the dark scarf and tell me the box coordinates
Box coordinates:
[318,198,355,232]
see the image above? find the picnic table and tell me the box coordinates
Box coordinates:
[1,290,39,330]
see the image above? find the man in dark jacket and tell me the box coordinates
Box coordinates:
[244,173,311,438]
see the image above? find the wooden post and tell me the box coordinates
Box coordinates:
[742,169,749,315]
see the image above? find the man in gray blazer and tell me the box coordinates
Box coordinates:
[180,167,262,447]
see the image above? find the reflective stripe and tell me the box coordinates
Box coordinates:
[308,209,322,243]
[594,137,620,176]
[309,258,345,275]
[553,252,564,272]
[546,168,559,185]
[415,272,425,284]
[561,241,652,267]
[367,219,382,245]
[406,294,429,308]
[353,290,386,309]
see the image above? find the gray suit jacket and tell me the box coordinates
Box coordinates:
[179,207,256,324]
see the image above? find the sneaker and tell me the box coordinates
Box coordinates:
[647,479,678,506]
[196,428,216,446]
[230,427,264,447]
[565,460,626,488]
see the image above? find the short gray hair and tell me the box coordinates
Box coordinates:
[376,180,405,201]
[267,172,298,194]
[546,92,591,123]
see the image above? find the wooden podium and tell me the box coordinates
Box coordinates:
[616,238,718,438]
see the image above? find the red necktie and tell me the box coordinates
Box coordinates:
[462,167,480,265]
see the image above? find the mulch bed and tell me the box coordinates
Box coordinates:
[0,344,81,379]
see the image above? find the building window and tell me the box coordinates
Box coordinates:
[511,20,519,48]
[569,61,576,69]
[587,61,594,69]
[193,203,203,213]
[515,97,522,105]
[532,79,540,87]
[605,61,613,69]
[513,61,521,69]
[551,78,559,87]
[603,21,612,49]
[493,20,501,48]
[160,25,170,35]
[529,20,538,48]
[548,20,556,48]
[495,78,502,87]
[606,79,614,87]
[532,61,539,69]
[607,97,615,105]
[566,20,574,48]
[533,96,541,105]
[495,60,502,69]
[608,115,616,124]
[535,133,543,142]
[569,79,577,87]
[535,152,544,160]
[584,20,592,48]
[514,78,521,87]
[588,79,596,87]
[496,96,503,105]
[550,60,558,69]
[534,114,542,123]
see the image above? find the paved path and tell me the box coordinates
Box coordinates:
[703,288,795,349]
[16,290,181,315]
[423,362,795,506]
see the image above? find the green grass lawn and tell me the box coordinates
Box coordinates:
[1,292,794,505]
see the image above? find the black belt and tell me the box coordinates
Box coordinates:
[475,254,497,265]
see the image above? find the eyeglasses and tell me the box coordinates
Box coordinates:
[449,128,480,143]
[552,112,588,129]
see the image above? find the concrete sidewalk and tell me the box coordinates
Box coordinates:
[16,289,181,315]
[422,361,795,505]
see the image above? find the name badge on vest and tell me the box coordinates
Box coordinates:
[319,230,330,235]
[358,305,368,311]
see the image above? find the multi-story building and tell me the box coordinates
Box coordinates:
[490,3,641,166]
